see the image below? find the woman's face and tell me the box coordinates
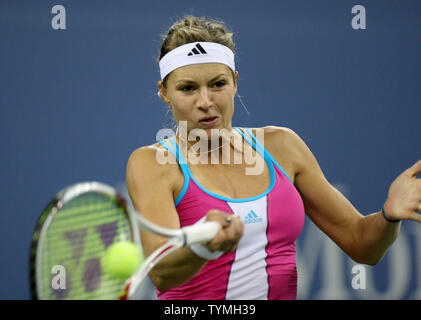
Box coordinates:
[158,63,238,137]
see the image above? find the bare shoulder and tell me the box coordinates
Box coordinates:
[262,125,297,141]
[243,125,297,141]
[245,126,313,178]
[245,125,304,152]
[127,143,166,176]
[126,141,179,190]
[126,142,183,230]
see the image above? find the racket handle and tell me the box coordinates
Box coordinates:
[182,221,221,245]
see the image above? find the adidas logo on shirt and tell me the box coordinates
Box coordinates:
[244,210,262,224]
[187,43,208,56]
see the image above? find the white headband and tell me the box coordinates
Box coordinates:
[159,42,235,80]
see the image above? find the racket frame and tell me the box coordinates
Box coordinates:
[30,182,137,300]
[31,181,220,300]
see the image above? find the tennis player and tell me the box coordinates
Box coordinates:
[126,15,421,300]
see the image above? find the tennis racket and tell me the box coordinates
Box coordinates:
[29,181,221,300]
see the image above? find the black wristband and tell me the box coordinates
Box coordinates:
[382,207,400,223]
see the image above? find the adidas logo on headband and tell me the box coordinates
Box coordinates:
[159,42,235,80]
[187,43,208,56]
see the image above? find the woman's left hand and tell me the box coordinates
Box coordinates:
[384,159,421,223]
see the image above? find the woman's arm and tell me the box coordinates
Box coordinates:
[126,145,243,292]
[274,128,420,265]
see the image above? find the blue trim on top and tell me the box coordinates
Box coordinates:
[169,137,188,165]
[243,128,294,185]
[157,139,190,207]
[188,165,275,202]
[161,128,284,204]
[234,127,266,158]
[181,128,276,203]
[158,140,176,153]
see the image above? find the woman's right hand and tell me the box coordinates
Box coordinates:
[204,210,244,252]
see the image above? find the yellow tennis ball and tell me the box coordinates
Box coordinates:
[101,241,143,280]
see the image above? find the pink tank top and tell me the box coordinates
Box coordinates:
[157,128,305,299]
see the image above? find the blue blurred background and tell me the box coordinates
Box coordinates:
[1,0,420,299]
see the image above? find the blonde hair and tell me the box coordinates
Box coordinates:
[158,15,236,85]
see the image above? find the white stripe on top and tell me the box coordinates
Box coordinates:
[226,196,269,300]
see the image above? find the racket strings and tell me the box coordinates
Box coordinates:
[40,193,133,299]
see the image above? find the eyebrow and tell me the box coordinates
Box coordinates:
[175,73,228,85]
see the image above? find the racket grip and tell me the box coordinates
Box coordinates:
[182,221,221,245]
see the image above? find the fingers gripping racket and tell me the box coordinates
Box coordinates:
[30,182,220,300]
